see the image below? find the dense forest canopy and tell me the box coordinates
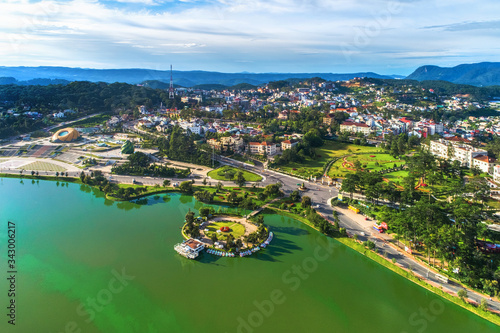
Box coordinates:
[0,81,183,138]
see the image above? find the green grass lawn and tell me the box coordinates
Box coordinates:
[279,140,381,178]
[205,221,246,240]
[345,154,405,172]
[486,199,500,210]
[383,170,409,182]
[326,147,401,178]
[51,114,111,132]
[207,166,262,182]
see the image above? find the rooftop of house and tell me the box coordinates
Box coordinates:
[473,155,496,163]
[341,121,370,127]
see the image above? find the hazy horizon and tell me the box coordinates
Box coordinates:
[0,64,412,76]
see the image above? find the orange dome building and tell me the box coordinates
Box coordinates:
[52,128,80,142]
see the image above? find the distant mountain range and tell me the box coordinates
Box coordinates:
[1,63,500,88]
[406,62,500,86]
[0,66,401,87]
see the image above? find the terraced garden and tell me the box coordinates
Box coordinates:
[17,161,67,172]
[328,153,406,178]
[278,140,381,178]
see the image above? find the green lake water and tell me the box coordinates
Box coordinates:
[0,177,498,333]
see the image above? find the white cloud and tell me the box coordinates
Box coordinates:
[0,0,499,73]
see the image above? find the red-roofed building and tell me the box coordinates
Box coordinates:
[473,155,496,174]
[281,139,299,151]
[323,113,336,126]
[278,110,289,120]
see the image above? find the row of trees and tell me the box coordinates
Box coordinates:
[381,133,420,157]
[340,150,499,295]
[271,129,324,166]
[111,152,191,178]
[0,81,189,138]
[79,169,160,199]
[342,150,491,206]
[378,197,500,296]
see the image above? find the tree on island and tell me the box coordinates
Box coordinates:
[226,234,235,249]
[210,233,218,244]
[185,210,195,224]
[199,206,211,218]
[185,210,200,238]
[190,226,200,239]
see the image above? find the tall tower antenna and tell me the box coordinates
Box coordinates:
[169,64,174,99]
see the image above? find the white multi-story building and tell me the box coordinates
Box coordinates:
[248,142,277,156]
[208,136,244,152]
[188,126,202,135]
[494,165,500,183]
[473,155,496,174]
[428,137,493,171]
[340,121,372,135]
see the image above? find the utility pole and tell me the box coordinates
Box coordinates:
[169,64,175,99]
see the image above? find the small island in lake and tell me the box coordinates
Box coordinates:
[175,210,273,259]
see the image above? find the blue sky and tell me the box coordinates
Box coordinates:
[1,0,499,75]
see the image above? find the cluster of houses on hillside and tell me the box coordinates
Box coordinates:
[424,136,500,185]
[206,135,300,157]
[324,110,447,138]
